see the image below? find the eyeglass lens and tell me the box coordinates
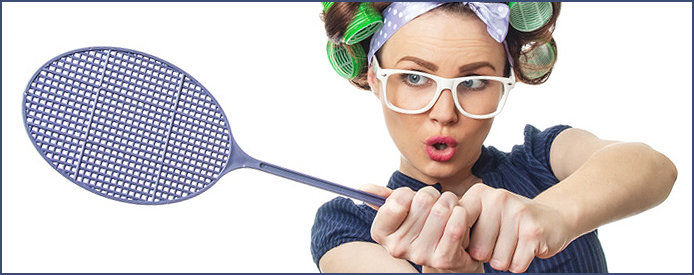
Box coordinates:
[385,73,504,115]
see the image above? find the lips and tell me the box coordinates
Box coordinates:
[425,136,458,162]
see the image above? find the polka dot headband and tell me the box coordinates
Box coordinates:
[366,2,511,67]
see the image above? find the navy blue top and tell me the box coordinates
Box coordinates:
[310,124,608,273]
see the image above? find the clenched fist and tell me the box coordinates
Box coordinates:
[360,184,483,273]
[460,183,573,272]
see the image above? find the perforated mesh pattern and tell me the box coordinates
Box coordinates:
[24,48,232,203]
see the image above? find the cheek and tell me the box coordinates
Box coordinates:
[459,117,494,149]
[382,105,423,151]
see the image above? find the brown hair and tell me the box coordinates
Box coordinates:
[320,2,561,90]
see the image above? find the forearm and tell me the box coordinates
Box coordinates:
[422,263,484,273]
[319,242,419,273]
[534,142,677,240]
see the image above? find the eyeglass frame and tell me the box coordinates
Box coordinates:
[371,56,516,119]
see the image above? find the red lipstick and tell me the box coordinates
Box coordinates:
[425,136,458,162]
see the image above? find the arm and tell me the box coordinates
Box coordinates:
[460,127,678,273]
[536,127,678,240]
[319,242,419,272]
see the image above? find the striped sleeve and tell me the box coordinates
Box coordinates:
[508,124,572,192]
[310,197,375,269]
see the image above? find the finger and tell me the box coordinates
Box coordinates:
[395,186,440,247]
[433,204,468,268]
[412,191,458,260]
[371,187,414,242]
[489,211,519,271]
[358,184,393,210]
[458,184,483,250]
[509,237,536,273]
[459,183,484,228]
[465,187,503,262]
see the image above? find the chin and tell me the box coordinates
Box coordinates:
[417,158,462,180]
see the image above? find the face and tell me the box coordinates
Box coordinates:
[367,9,507,186]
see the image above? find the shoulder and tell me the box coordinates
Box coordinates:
[487,124,572,172]
[481,124,572,194]
[311,197,376,266]
[511,124,573,169]
[514,124,572,181]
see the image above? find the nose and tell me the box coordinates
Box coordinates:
[429,88,459,126]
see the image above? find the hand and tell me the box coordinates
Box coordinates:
[360,184,483,273]
[460,183,574,273]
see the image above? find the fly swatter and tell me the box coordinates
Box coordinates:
[23,46,386,206]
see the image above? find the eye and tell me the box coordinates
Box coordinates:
[405,74,426,85]
[460,79,486,89]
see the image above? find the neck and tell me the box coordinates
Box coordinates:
[398,149,483,197]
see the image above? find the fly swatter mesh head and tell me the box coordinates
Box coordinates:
[23,47,232,204]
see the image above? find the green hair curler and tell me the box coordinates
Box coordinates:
[508,2,553,32]
[326,41,366,79]
[323,2,383,45]
[518,41,556,79]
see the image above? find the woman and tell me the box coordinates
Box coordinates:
[311,2,677,273]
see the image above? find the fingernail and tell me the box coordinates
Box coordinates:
[468,247,481,258]
[509,264,521,272]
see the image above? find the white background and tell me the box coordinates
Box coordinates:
[2,2,691,273]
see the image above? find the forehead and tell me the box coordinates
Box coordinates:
[380,10,505,70]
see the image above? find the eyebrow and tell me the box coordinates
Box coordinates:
[395,56,496,74]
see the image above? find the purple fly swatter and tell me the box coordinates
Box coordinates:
[23,47,386,206]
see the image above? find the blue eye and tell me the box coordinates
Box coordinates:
[397,73,431,88]
[460,79,486,89]
[406,74,426,85]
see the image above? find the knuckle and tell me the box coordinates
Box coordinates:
[520,224,544,241]
[511,204,530,220]
[389,188,410,202]
[409,250,428,266]
[440,191,459,204]
[468,183,487,194]
[386,191,411,210]
[412,190,437,208]
[447,221,467,240]
[430,201,451,218]
[391,187,414,203]
[394,186,414,196]
[421,185,441,195]
[492,188,509,204]
[537,243,551,258]
[383,199,407,216]
[386,243,407,259]
[420,186,441,200]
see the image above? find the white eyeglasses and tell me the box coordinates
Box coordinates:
[372,56,515,119]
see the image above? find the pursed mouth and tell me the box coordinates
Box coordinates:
[425,136,458,148]
[434,142,449,150]
[424,136,458,162]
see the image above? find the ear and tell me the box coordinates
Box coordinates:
[366,64,380,98]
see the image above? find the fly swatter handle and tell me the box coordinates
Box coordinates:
[256,162,386,206]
